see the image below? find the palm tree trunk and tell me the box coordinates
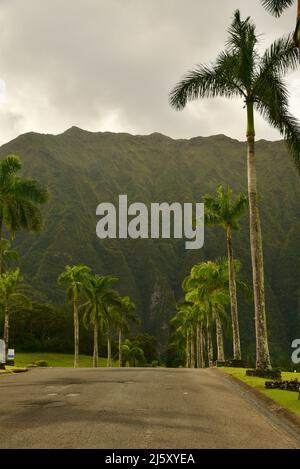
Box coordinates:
[118,329,122,367]
[226,226,241,360]
[296,0,300,54]
[216,315,225,362]
[0,216,3,275]
[200,320,205,368]
[93,320,99,368]
[247,101,271,371]
[3,301,9,362]
[185,331,191,368]
[196,321,200,368]
[73,298,79,368]
[207,317,214,367]
[107,333,112,367]
[190,330,195,368]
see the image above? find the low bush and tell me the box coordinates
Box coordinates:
[27,360,49,368]
[265,379,300,393]
[217,359,248,368]
[246,368,282,380]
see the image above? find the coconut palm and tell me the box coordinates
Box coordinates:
[81,274,120,368]
[170,10,300,370]
[58,264,91,368]
[261,0,300,52]
[0,154,48,269]
[114,296,139,367]
[0,268,27,359]
[203,185,247,360]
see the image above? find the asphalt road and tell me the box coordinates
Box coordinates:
[0,367,299,449]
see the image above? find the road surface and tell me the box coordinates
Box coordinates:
[0,367,299,449]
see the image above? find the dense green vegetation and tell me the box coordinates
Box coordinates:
[0,127,299,364]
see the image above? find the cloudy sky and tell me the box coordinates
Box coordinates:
[0,0,299,144]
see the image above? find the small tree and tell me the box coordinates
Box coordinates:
[81,274,120,368]
[58,264,91,368]
[0,268,27,360]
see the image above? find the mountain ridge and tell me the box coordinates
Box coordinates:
[0,128,299,362]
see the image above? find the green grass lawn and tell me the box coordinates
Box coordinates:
[219,367,300,418]
[14,352,118,368]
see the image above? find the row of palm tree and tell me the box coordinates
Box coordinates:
[172,257,249,368]
[58,265,138,368]
[170,10,300,370]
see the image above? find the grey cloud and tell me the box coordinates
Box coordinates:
[0,0,298,144]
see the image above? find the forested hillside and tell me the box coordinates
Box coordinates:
[1,127,299,362]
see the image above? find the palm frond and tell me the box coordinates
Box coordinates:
[261,0,295,17]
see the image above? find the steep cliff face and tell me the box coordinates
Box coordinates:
[0,128,299,360]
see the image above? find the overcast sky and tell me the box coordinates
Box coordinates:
[0,0,299,145]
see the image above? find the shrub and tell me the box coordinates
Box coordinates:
[34,360,49,367]
[246,368,282,380]
[265,379,300,392]
[217,359,248,368]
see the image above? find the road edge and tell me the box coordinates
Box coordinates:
[214,368,300,436]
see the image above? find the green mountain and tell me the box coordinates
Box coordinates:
[0,127,299,363]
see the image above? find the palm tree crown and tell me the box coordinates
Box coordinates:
[204,185,248,231]
[0,154,48,237]
[170,10,300,170]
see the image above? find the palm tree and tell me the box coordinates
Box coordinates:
[261,0,300,53]
[185,260,231,366]
[0,268,27,360]
[171,303,197,368]
[114,296,139,367]
[0,154,48,271]
[203,185,247,361]
[170,10,300,370]
[81,274,120,368]
[58,264,91,368]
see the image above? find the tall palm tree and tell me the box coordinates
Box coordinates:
[203,185,247,361]
[261,0,300,53]
[114,296,139,367]
[81,274,120,368]
[170,10,300,370]
[58,264,91,368]
[0,154,48,271]
[0,268,27,360]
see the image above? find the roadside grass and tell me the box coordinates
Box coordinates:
[219,367,300,417]
[14,352,118,368]
[0,365,28,374]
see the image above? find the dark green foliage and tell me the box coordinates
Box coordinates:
[246,368,282,380]
[265,379,300,391]
[0,128,299,362]
[216,360,248,368]
[130,333,159,363]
